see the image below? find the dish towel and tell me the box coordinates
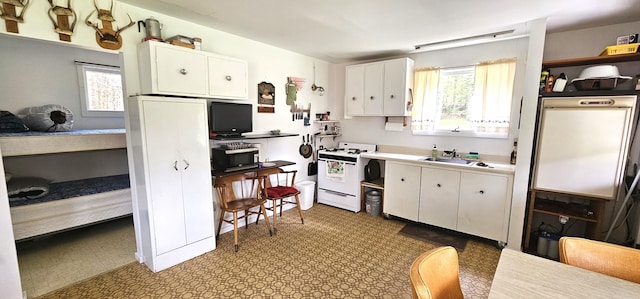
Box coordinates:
[326,161,345,181]
[286,83,297,105]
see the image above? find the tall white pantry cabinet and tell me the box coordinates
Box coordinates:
[126,95,215,272]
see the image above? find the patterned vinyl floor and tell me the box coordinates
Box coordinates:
[36,204,501,298]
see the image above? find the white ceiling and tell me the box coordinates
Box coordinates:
[119,0,640,63]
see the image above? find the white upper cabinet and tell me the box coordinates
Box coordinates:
[138,41,208,97]
[138,41,248,100]
[383,58,414,116]
[363,63,384,115]
[345,65,365,115]
[207,55,248,100]
[345,57,414,116]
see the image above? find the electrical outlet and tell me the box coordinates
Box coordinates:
[559,215,569,224]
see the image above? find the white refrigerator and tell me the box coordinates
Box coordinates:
[532,95,637,200]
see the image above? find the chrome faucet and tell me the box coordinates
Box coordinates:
[443,149,456,158]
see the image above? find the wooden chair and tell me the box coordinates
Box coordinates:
[214,173,272,252]
[409,246,464,299]
[559,236,640,283]
[259,167,304,233]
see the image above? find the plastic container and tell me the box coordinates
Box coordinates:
[600,43,639,56]
[295,181,315,210]
[365,190,382,216]
[547,235,560,259]
[536,232,550,256]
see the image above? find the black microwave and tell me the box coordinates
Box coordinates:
[211,147,259,172]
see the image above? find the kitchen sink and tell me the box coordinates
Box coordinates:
[421,157,474,165]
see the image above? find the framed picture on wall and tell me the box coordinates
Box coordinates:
[258,82,275,105]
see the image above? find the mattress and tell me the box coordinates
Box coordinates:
[9,174,130,207]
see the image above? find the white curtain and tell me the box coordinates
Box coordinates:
[411,68,440,131]
[469,59,517,134]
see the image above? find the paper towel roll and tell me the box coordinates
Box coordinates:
[385,122,404,131]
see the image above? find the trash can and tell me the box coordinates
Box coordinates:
[365,190,382,216]
[295,181,315,210]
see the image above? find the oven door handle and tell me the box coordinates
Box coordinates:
[322,189,350,197]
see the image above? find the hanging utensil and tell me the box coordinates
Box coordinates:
[308,136,318,175]
[299,135,312,158]
[302,134,313,158]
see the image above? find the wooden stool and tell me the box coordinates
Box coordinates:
[361,178,384,212]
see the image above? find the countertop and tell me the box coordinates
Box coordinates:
[360,152,515,175]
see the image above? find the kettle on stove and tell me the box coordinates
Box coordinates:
[138,17,162,41]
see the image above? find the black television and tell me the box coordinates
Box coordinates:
[209,101,253,137]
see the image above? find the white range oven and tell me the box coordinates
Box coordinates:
[317,142,376,212]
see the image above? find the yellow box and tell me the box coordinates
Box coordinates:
[600,43,639,56]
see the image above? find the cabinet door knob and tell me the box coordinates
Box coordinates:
[370,96,375,100]
[173,161,178,171]
[352,97,357,101]
[183,160,190,170]
[401,178,405,182]
[179,68,188,75]
[225,75,232,81]
[436,183,441,188]
[479,190,484,194]
[390,94,395,99]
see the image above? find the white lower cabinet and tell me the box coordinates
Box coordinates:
[457,172,511,242]
[127,96,216,272]
[383,162,421,221]
[419,167,460,230]
[384,162,512,244]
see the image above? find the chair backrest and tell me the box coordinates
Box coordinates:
[559,236,640,283]
[410,246,464,299]
[214,173,262,208]
[261,167,297,189]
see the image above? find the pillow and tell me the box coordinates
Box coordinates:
[0,111,29,133]
[7,177,50,200]
[266,186,299,198]
[23,104,74,132]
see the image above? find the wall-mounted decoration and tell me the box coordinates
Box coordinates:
[311,62,325,96]
[286,77,304,105]
[48,0,76,42]
[258,81,275,105]
[85,0,134,50]
[0,0,29,34]
[257,106,274,113]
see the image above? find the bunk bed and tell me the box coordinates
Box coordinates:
[1,129,133,241]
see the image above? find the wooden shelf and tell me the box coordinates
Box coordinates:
[540,90,640,97]
[542,53,640,68]
[532,198,598,223]
[524,189,606,249]
[0,129,126,157]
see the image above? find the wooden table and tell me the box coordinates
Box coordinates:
[489,248,640,298]
[212,160,295,178]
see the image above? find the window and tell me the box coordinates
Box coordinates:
[411,58,516,138]
[77,63,124,117]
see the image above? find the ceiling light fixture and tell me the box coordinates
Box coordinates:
[413,29,523,52]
